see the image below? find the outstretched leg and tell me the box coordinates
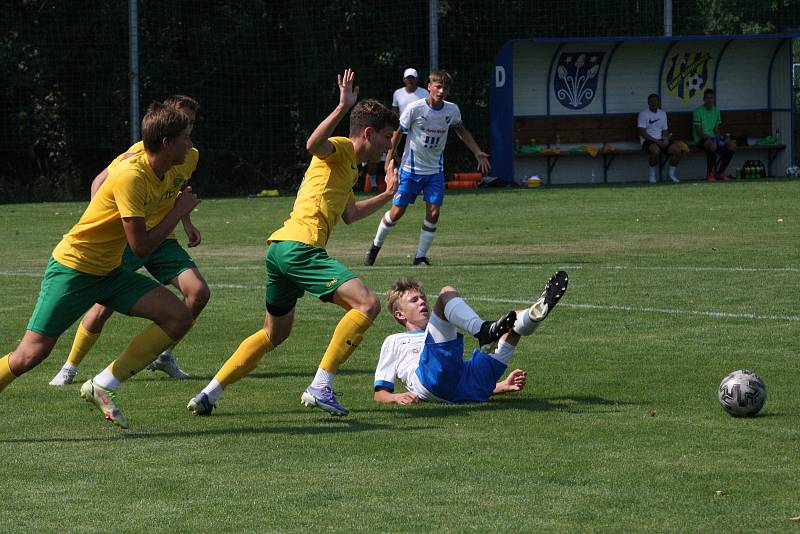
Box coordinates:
[432,286,516,351]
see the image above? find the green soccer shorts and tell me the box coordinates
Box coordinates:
[264,240,357,315]
[122,238,196,284]
[26,258,160,337]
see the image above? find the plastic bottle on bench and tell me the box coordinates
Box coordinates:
[555,134,561,151]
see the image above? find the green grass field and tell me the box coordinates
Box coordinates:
[1,180,799,532]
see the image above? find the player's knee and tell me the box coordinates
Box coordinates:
[439,285,459,297]
[187,282,211,314]
[164,304,193,337]
[84,304,113,331]
[361,292,381,320]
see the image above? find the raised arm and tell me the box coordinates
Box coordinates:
[453,124,491,175]
[306,68,359,158]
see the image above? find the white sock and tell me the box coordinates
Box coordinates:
[310,368,334,389]
[490,339,516,365]
[513,307,540,336]
[93,368,121,391]
[426,311,458,343]
[61,362,77,373]
[668,166,677,178]
[443,297,483,335]
[415,219,437,258]
[157,347,173,361]
[648,167,656,178]
[373,211,395,247]
[202,379,223,404]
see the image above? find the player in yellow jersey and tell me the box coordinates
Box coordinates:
[48,95,209,385]
[0,102,200,428]
[188,69,399,416]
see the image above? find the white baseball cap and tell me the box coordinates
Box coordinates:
[403,68,418,79]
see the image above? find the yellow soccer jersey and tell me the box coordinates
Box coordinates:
[269,137,358,248]
[52,152,177,276]
[105,141,199,231]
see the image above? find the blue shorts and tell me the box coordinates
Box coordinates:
[392,170,445,207]
[414,333,508,403]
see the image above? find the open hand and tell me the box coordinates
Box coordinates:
[383,159,399,194]
[338,68,359,110]
[475,152,491,175]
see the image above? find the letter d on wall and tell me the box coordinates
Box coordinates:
[495,66,506,87]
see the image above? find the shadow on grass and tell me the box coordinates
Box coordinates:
[360,394,640,418]
[133,368,374,382]
[0,419,439,444]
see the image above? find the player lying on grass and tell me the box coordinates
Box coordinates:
[0,103,199,428]
[373,271,568,405]
[49,95,208,386]
[187,69,399,417]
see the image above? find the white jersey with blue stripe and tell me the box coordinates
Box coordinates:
[399,99,462,176]
[374,330,436,400]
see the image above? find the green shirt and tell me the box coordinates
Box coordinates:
[692,105,721,143]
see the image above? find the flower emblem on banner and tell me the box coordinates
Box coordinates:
[665,51,712,102]
[554,52,605,110]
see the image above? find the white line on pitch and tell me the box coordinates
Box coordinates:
[205,285,798,322]
[203,264,800,274]
[471,296,800,322]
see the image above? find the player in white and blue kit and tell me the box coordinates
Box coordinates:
[373,271,568,405]
[364,70,491,266]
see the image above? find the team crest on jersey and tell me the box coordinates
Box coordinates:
[665,51,712,102]
[172,174,185,188]
[554,52,604,110]
[411,347,421,355]
[445,116,451,124]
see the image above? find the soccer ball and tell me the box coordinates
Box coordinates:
[785,166,800,177]
[718,369,766,417]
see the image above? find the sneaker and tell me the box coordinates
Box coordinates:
[363,244,381,266]
[476,310,517,352]
[79,379,129,429]
[715,171,732,182]
[412,256,431,266]
[529,271,569,322]
[669,175,680,184]
[187,392,215,416]
[706,172,716,182]
[301,386,349,416]
[49,364,77,386]
[146,349,189,379]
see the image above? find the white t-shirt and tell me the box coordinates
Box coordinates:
[637,108,669,145]
[399,99,462,175]
[374,330,437,401]
[392,86,429,116]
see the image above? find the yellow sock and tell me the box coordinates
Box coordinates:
[66,323,100,367]
[0,353,18,392]
[108,324,176,382]
[319,309,372,373]
[214,330,274,388]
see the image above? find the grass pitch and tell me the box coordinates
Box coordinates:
[1,180,799,532]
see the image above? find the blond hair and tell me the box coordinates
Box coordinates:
[386,277,426,324]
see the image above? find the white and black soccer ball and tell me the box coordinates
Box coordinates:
[718,369,766,417]
[785,166,800,177]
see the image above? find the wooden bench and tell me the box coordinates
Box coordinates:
[514,111,785,183]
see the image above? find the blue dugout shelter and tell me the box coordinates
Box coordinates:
[490,34,797,184]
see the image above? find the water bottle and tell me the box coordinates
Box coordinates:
[775,129,781,144]
[555,134,561,151]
